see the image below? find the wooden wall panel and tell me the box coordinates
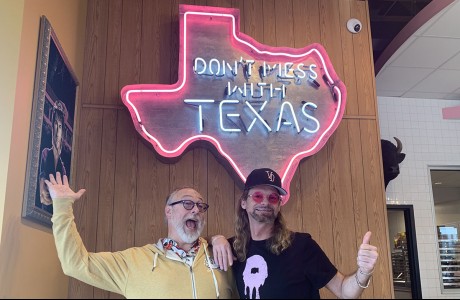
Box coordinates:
[292,0,321,46]
[319,0,345,83]
[338,0,359,116]
[347,119,374,298]
[243,0,264,43]
[135,140,170,246]
[93,109,118,299]
[112,110,138,252]
[104,0,123,106]
[207,154,235,238]
[360,119,393,298]
[71,108,104,298]
[328,122,358,274]
[81,0,108,105]
[262,0,276,47]
[73,0,393,298]
[170,151,194,188]
[207,0,233,8]
[274,0,294,48]
[283,167,303,232]
[354,0,377,116]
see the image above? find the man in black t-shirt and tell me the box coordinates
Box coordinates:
[211,168,378,299]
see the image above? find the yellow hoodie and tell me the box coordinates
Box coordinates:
[51,198,238,299]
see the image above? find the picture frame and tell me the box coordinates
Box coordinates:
[22,16,79,227]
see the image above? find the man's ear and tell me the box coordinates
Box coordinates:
[165,205,172,217]
[241,199,247,209]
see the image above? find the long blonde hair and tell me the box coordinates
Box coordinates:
[233,189,293,261]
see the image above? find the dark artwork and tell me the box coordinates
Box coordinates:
[22,16,78,226]
[34,37,76,214]
[381,137,406,189]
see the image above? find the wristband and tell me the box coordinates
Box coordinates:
[355,272,371,289]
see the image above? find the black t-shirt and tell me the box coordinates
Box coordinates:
[230,232,337,299]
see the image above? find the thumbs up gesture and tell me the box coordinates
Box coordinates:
[357,231,379,275]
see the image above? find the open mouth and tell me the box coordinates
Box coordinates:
[186,219,198,229]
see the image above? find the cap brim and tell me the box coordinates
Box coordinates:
[271,185,288,195]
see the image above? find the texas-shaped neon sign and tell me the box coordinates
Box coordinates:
[121,4,347,204]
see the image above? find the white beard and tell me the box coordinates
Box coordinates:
[171,217,205,244]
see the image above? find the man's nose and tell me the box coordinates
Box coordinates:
[190,203,200,214]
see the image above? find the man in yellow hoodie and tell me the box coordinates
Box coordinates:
[46,172,238,299]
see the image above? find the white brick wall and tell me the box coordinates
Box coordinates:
[378,96,460,298]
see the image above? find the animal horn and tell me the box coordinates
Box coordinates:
[394,137,403,153]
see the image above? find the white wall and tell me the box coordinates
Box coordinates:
[379,96,460,298]
[0,0,24,247]
[0,0,87,297]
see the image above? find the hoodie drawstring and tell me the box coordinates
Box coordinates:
[152,252,159,271]
[203,246,220,299]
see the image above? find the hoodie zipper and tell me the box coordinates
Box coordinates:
[190,265,197,299]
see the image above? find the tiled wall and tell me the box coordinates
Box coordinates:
[378,96,460,298]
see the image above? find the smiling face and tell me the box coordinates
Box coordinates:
[242,185,281,224]
[165,188,206,245]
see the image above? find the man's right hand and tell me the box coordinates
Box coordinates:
[211,235,235,271]
[45,172,86,201]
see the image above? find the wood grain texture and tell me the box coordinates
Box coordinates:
[262,0,276,47]
[292,0,321,47]
[207,153,235,238]
[81,0,109,105]
[72,0,392,298]
[353,0,377,116]
[360,119,394,298]
[70,107,104,298]
[338,0,359,116]
[104,0,122,106]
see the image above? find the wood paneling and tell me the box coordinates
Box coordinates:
[82,0,109,105]
[73,0,393,298]
[71,107,104,298]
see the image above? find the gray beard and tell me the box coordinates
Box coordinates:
[171,218,205,244]
[250,210,276,223]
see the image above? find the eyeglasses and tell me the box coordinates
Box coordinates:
[248,192,281,204]
[169,200,209,212]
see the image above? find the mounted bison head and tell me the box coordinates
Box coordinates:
[381,137,406,189]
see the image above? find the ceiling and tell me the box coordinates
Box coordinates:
[371,0,460,100]
[369,1,460,197]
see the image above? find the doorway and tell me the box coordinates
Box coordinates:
[387,205,422,299]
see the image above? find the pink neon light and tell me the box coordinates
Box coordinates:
[121,5,347,204]
[442,105,460,120]
[141,125,246,182]
[124,9,336,130]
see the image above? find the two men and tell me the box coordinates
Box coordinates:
[47,166,378,299]
[46,172,237,299]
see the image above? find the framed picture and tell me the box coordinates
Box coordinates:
[22,16,79,226]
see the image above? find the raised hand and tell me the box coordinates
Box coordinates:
[44,172,86,202]
[357,231,379,275]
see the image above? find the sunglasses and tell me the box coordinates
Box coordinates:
[248,191,281,204]
[169,199,209,212]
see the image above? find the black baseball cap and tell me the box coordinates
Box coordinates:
[245,168,287,195]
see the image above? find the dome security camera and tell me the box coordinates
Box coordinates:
[347,18,362,34]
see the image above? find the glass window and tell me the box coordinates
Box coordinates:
[432,169,460,291]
